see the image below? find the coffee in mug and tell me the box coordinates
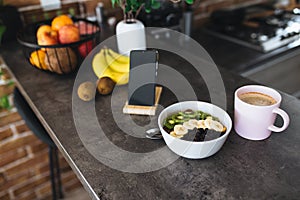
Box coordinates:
[234,85,290,140]
[239,92,276,106]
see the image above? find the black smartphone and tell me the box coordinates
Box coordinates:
[128,49,158,106]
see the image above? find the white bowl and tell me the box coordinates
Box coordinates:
[158,101,232,159]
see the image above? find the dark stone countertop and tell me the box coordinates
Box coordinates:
[1,36,300,200]
[191,28,300,74]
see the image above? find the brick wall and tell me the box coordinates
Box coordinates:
[0,58,83,200]
[3,0,114,25]
[4,0,278,26]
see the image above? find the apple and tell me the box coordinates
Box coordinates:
[37,29,58,46]
[58,24,80,44]
[37,25,52,39]
[78,41,93,57]
[75,21,98,35]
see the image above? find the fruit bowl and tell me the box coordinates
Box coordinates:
[17,17,100,74]
[158,101,232,159]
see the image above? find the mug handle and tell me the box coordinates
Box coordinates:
[268,107,290,132]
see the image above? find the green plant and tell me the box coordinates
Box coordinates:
[112,0,194,20]
[0,95,12,109]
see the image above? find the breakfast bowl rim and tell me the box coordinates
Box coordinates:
[158,100,232,145]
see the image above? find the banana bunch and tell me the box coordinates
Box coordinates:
[92,48,129,85]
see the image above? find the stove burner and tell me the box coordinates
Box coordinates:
[206,7,300,52]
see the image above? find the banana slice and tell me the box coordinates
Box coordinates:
[183,121,195,130]
[170,131,183,139]
[187,119,199,129]
[174,125,188,136]
[204,117,212,129]
[204,118,224,132]
[204,118,212,129]
[197,120,206,129]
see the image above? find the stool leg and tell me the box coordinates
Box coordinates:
[49,146,57,200]
[54,148,64,198]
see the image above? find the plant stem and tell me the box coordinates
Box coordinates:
[119,0,127,20]
[135,3,145,19]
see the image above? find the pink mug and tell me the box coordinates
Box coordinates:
[234,85,290,140]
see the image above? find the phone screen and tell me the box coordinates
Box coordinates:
[128,50,158,106]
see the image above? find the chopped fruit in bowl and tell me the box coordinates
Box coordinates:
[158,101,232,159]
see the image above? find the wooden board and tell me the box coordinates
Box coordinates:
[123,86,162,116]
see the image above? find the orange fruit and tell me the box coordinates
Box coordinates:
[30,50,48,70]
[51,15,73,31]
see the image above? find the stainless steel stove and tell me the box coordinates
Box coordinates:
[205,5,300,52]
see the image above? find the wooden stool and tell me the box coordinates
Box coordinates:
[13,88,63,200]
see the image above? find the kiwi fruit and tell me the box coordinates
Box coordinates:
[45,47,77,74]
[97,77,116,95]
[78,81,96,101]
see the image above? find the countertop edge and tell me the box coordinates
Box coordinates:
[2,58,100,200]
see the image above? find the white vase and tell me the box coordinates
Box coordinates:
[116,19,146,56]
